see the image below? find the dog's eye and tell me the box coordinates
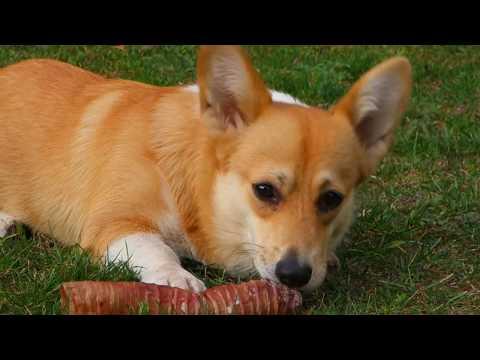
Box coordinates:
[316,191,344,213]
[253,183,281,205]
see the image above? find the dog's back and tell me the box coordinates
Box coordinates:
[0,60,99,236]
[0,60,183,247]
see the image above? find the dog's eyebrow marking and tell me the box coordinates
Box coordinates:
[268,169,294,189]
[275,172,288,186]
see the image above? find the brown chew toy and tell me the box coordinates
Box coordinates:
[60,279,302,315]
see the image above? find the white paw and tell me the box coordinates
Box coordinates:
[0,213,15,238]
[141,264,207,293]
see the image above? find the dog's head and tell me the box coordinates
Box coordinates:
[197,46,412,292]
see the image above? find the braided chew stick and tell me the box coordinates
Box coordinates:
[60,280,302,315]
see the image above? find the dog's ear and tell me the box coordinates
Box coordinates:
[197,45,272,132]
[332,57,412,176]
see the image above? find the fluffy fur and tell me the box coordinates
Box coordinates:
[0,46,412,292]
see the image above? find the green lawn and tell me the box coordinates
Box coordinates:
[0,45,478,315]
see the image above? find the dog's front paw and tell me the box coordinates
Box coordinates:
[0,213,15,238]
[141,264,207,293]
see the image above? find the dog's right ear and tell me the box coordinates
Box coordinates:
[197,46,272,133]
[332,57,412,176]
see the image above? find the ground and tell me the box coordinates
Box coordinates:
[0,45,478,315]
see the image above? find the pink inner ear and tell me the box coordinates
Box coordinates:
[197,46,272,132]
[219,98,247,130]
[356,114,382,148]
[226,109,246,130]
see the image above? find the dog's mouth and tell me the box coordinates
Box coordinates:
[247,232,326,292]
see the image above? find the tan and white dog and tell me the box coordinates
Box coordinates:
[0,46,411,293]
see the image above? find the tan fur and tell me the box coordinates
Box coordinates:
[0,47,412,291]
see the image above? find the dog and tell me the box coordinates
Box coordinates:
[0,46,411,293]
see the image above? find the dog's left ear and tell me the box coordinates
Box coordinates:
[332,57,412,176]
[197,45,272,132]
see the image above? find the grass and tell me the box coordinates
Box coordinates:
[0,45,479,315]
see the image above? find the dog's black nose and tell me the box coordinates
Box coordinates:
[275,253,312,288]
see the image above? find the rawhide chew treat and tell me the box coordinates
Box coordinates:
[60,279,302,315]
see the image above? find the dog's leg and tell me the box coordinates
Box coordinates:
[105,232,206,293]
[0,212,16,238]
[82,215,206,292]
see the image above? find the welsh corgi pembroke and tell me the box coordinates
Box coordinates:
[0,46,412,293]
